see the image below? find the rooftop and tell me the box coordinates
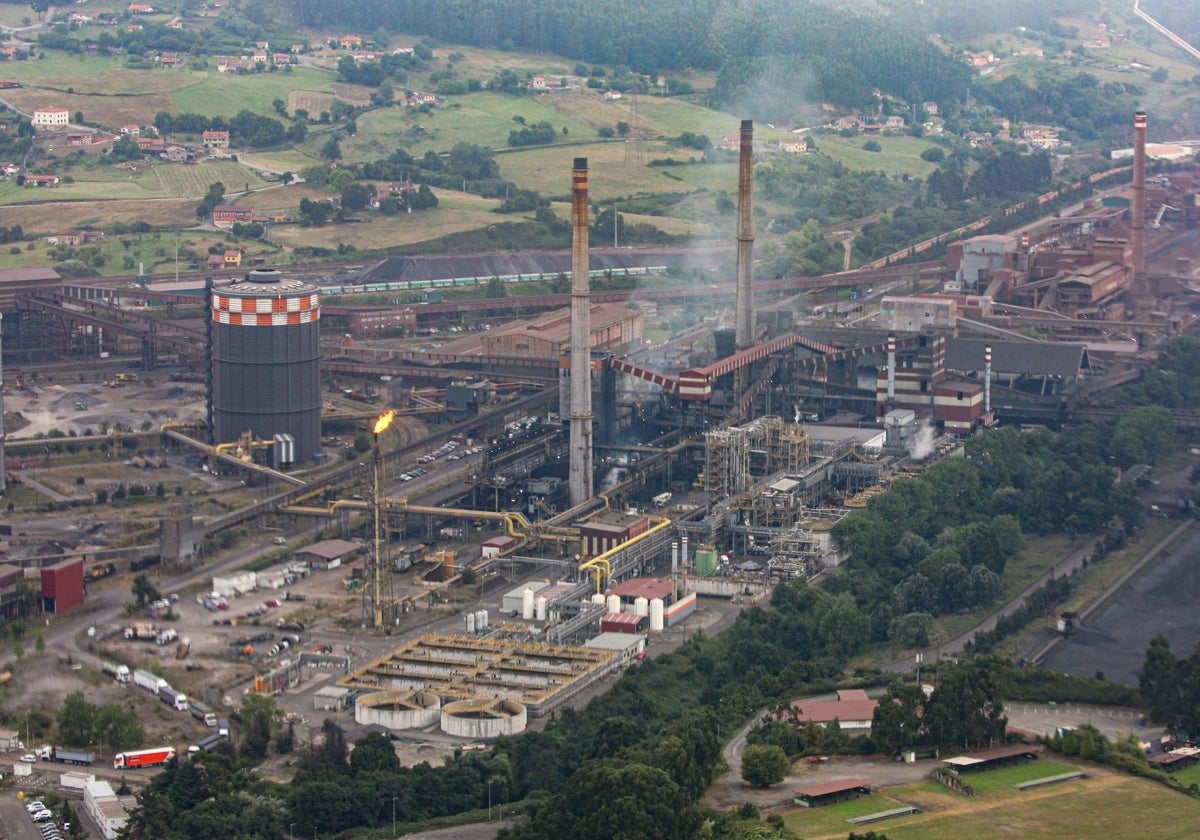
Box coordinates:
[297,539,361,560]
[609,577,673,601]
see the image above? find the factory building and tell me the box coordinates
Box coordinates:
[445,380,496,420]
[606,577,697,627]
[933,381,986,433]
[482,303,643,359]
[579,512,650,557]
[41,558,84,614]
[584,632,646,667]
[210,269,321,463]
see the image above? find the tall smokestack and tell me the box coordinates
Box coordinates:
[1133,110,1147,279]
[984,345,992,415]
[735,120,755,354]
[886,334,896,411]
[568,158,594,507]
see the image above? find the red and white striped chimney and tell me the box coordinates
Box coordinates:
[984,345,992,415]
[886,334,897,409]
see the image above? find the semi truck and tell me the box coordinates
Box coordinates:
[190,701,217,727]
[101,661,131,683]
[37,745,95,766]
[159,686,189,712]
[187,732,228,755]
[113,746,176,769]
[133,668,167,695]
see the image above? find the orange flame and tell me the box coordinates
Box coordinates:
[373,410,396,435]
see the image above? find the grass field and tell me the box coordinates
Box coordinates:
[342,91,602,161]
[498,141,701,202]
[0,198,197,242]
[0,160,271,208]
[170,67,336,119]
[1166,762,1200,787]
[783,764,1200,840]
[813,134,943,178]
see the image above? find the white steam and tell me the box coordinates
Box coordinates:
[907,422,936,461]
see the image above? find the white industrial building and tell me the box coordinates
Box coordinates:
[211,571,257,597]
[583,632,646,667]
[501,580,550,615]
[83,780,133,840]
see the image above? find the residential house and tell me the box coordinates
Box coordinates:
[223,249,242,267]
[216,58,250,73]
[0,163,20,178]
[128,3,154,12]
[407,91,437,107]
[212,206,255,229]
[272,53,292,66]
[137,137,165,151]
[531,75,548,90]
[25,174,60,187]
[1016,46,1044,58]
[32,107,71,129]
[120,124,141,136]
[206,253,226,269]
[58,229,103,246]
[202,130,230,150]
[922,101,939,116]
[290,44,306,54]
[602,89,622,100]
[392,47,414,56]
[969,50,996,68]
[251,51,268,65]
[66,133,94,146]
[354,51,384,62]
[165,16,183,28]
[833,115,862,131]
[127,23,142,31]
[990,116,1011,132]
[338,35,362,49]
[255,40,269,50]
[778,137,812,153]
[162,144,190,163]
[158,52,181,66]
[883,115,906,131]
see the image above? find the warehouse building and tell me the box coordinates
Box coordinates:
[41,558,84,614]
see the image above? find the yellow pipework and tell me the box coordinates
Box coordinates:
[579,516,673,593]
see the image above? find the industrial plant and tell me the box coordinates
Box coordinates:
[3,111,1200,735]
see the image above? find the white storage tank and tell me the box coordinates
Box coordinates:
[466,612,476,633]
[535,595,548,622]
[477,609,488,630]
[607,594,621,614]
[650,598,665,631]
[522,587,535,620]
[634,596,649,616]
[591,593,606,606]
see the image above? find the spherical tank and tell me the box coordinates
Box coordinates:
[650,598,665,631]
[211,269,321,463]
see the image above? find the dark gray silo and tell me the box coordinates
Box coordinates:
[211,269,320,463]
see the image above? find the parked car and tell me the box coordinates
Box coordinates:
[19,753,36,762]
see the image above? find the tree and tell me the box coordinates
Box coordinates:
[1140,634,1182,728]
[340,182,372,211]
[58,691,96,747]
[240,693,279,762]
[349,730,399,774]
[923,663,1007,750]
[741,744,790,787]
[320,134,342,162]
[528,758,700,840]
[131,573,161,608]
[871,682,924,757]
[94,703,144,753]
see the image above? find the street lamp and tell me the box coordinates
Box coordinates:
[289,824,294,840]
[488,780,492,821]
[392,796,397,837]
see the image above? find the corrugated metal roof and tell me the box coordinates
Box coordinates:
[946,338,1089,379]
[793,778,873,798]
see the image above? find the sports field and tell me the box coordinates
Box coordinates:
[783,760,1200,840]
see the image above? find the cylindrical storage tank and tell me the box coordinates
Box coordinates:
[606,594,621,614]
[695,549,719,577]
[211,270,321,463]
[522,587,535,620]
[535,595,548,622]
[477,609,488,630]
[650,598,665,631]
[634,596,649,616]
[591,593,606,607]
[465,612,476,633]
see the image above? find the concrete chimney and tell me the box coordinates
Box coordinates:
[671,541,678,573]
[568,158,594,507]
[886,334,896,410]
[1133,110,1148,280]
[735,119,755,352]
[984,344,992,415]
